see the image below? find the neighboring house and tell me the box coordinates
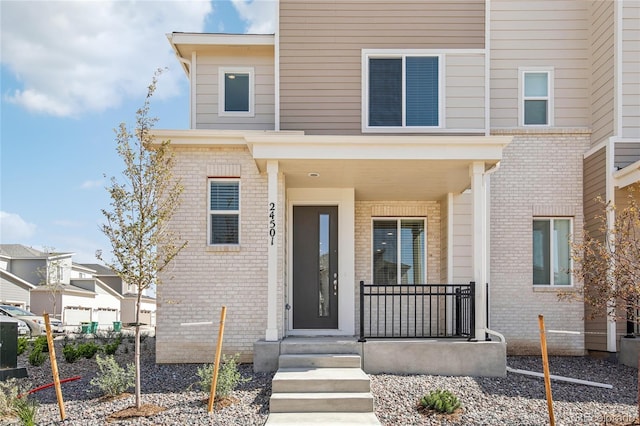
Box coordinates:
[81,263,157,327]
[0,244,157,330]
[153,0,639,371]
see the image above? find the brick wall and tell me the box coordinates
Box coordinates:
[489,129,590,355]
[156,146,275,363]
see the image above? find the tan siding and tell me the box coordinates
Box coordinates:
[452,193,472,283]
[445,54,486,129]
[622,1,640,138]
[194,46,274,130]
[490,0,590,129]
[590,0,616,146]
[440,197,449,283]
[615,142,640,169]
[279,0,485,134]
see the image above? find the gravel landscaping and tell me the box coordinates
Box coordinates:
[4,335,638,425]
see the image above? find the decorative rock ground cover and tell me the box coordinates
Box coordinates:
[5,336,638,425]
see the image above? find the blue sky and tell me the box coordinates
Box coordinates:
[0,0,276,262]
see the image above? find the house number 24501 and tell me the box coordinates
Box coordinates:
[269,202,276,245]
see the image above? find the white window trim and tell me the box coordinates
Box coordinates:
[532,217,573,287]
[370,217,428,284]
[218,67,255,118]
[518,67,554,127]
[208,178,241,246]
[362,49,444,133]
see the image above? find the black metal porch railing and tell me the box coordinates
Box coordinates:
[359,281,475,341]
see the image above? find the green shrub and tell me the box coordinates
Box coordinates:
[17,337,29,356]
[419,389,461,414]
[62,344,80,363]
[31,335,48,352]
[196,354,250,398]
[90,354,135,397]
[12,396,38,426]
[102,336,122,355]
[77,342,100,359]
[28,345,46,367]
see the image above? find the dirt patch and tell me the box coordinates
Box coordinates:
[107,404,166,420]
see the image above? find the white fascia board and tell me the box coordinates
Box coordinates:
[150,129,303,147]
[246,135,512,161]
[614,159,640,188]
[96,279,124,300]
[168,33,274,47]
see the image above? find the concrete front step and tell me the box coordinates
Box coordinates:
[280,337,360,355]
[269,392,374,413]
[272,367,371,393]
[279,353,362,369]
[265,412,381,425]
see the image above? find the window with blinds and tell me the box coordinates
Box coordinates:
[209,179,240,245]
[372,219,426,285]
[366,54,440,129]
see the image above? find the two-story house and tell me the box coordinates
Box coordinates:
[153,0,639,373]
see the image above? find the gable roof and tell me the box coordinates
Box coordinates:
[80,263,116,276]
[0,269,37,290]
[0,244,73,259]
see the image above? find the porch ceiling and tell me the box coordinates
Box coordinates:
[246,134,512,201]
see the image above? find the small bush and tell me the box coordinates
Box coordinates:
[419,389,461,414]
[102,336,122,355]
[90,354,135,397]
[0,378,20,417]
[17,337,29,356]
[12,396,38,426]
[77,342,100,359]
[31,336,48,352]
[196,354,250,398]
[62,344,80,363]
[28,345,46,367]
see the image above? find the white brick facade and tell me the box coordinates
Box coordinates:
[489,130,590,355]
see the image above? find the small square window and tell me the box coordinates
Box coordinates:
[218,67,254,117]
[209,179,240,245]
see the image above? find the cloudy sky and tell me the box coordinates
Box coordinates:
[0,0,276,261]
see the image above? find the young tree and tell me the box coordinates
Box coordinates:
[36,247,66,321]
[97,69,187,410]
[570,184,639,421]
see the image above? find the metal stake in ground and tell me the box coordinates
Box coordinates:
[44,313,66,421]
[208,306,227,413]
[538,314,555,426]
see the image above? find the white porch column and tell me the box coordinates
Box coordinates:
[265,160,279,341]
[470,161,487,339]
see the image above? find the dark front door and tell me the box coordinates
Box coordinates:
[293,206,338,329]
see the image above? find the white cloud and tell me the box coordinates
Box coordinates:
[231,0,277,33]
[1,1,212,117]
[0,211,37,241]
[80,179,105,190]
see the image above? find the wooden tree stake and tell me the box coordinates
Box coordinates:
[208,306,227,413]
[538,314,555,426]
[44,313,66,421]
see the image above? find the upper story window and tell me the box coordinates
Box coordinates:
[533,217,572,286]
[218,67,254,117]
[363,51,442,132]
[208,178,240,245]
[520,68,554,126]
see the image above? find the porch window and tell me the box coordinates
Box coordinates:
[363,51,441,130]
[208,179,240,245]
[520,68,553,126]
[218,67,254,117]
[372,219,425,285]
[533,218,572,286]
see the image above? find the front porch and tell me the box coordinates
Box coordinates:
[254,336,507,377]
